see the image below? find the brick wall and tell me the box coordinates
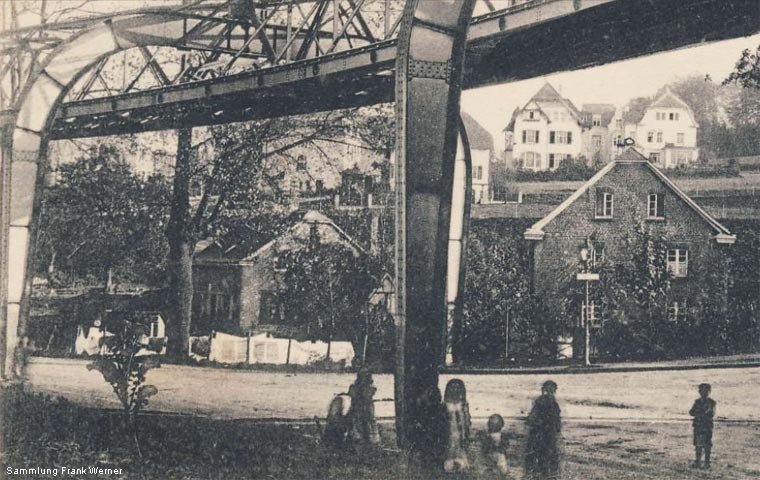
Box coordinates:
[532,163,725,309]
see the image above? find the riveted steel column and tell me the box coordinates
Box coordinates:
[0,111,16,378]
[394,0,476,451]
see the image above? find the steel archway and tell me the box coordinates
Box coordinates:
[0,10,265,377]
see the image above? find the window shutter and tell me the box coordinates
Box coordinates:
[595,190,603,216]
[657,194,665,217]
[522,130,526,143]
[549,131,555,144]
[567,131,572,144]
[536,131,539,143]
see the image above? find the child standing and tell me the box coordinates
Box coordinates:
[481,413,509,476]
[689,383,716,469]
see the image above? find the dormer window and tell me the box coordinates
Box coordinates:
[592,114,602,127]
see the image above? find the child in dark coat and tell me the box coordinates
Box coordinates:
[689,383,716,469]
[481,413,509,475]
[525,380,561,480]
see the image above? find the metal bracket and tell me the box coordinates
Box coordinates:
[407,58,451,83]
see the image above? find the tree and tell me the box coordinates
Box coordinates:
[163,108,386,358]
[278,227,375,360]
[656,75,720,127]
[454,221,532,363]
[594,225,673,359]
[36,144,170,287]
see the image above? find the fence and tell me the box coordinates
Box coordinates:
[207,331,355,367]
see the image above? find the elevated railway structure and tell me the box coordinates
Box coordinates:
[2,0,760,451]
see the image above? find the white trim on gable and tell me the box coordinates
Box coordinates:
[524,151,735,244]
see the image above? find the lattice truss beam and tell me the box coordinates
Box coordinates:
[0,0,507,109]
[0,0,441,108]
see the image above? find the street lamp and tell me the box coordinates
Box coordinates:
[577,244,599,367]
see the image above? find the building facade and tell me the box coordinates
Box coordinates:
[509,83,584,171]
[506,84,700,171]
[192,211,367,336]
[524,149,735,352]
[617,88,699,168]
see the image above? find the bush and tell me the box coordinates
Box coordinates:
[515,157,597,182]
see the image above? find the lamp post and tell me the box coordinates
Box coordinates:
[577,246,599,367]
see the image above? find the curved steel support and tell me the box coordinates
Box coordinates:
[446,115,473,366]
[394,0,476,451]
[0,13,221,377]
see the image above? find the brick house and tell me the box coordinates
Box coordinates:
[192,210,366,336]
[524,148,735,348]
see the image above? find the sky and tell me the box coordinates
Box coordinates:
[462,33,760,152]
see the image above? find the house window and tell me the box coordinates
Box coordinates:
[647,131,654,143]
[296,155,307,171]
[549,154,557,169]
[592,135,602,149]
[521,152,541,169]
[656,131,663,143]
[592,114,602,127]
[150,317,161,338]
[550,131,572,144]
[522,129,539,144]
[474,166,483,180]
[669,112,680,121]
[259,291,284,324]
[595,191,614,218]
[648,193,665,218]
[527,110,536,120]
[668,300,688,322]
[649,152,660,163]
[667,249,688,278]
[206,292,230,319]
[656,112,662,121]
[677,132,685,145]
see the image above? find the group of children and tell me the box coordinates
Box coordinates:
[323,372,717,476]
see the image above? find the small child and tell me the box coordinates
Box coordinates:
[481,414,509,475]
[689,383,716,469]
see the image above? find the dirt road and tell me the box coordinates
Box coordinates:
[26,357,760,421]
[23,357,760,479]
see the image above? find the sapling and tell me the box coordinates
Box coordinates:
[87,320,160,458]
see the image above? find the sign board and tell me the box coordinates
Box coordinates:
[576,272,600,281]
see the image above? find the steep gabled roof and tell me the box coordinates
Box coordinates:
[195,210,367,265]
[461,111,494,151]
[524,148,735,244]
[650,88,691,110]
[524,83,582,123]
[581,104,617,128]
[503,107,520,133]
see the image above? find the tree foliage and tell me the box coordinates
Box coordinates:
[37,144,171,286]
[278,227,377,354]
[455,220,542,363]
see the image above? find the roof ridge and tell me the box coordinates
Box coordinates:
[524,156,734,242]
